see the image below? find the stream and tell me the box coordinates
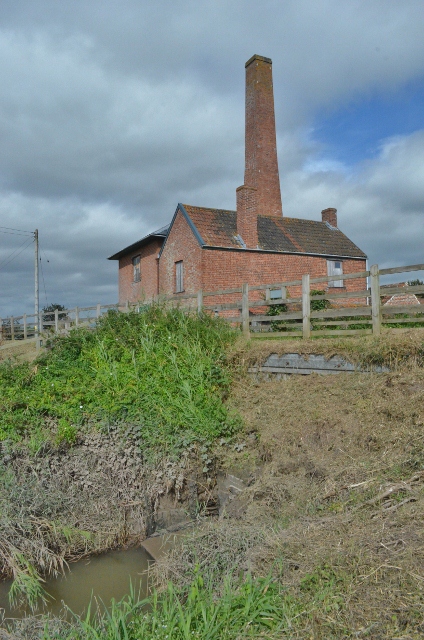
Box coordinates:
[0,547,151,620]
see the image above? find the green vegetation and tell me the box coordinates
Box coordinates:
[265,301,289,332]
[41,572,287,639]
[309,289,330,312]
[0,306,239,454]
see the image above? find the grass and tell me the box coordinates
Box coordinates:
[0,306,240,454]
[13,563,350,639]
[42,572,287,640]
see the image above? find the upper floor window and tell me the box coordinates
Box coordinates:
[132,255,141,282]
[175,261,184,293]
[327,260,343,287]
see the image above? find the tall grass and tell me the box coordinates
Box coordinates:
[0,306,240,453]
[44,572,287,639]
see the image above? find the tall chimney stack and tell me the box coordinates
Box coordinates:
[237,55,282,248]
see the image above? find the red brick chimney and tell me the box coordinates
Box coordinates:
[321,208,338,228]
[237,55,282,248]
[236,184,258,248]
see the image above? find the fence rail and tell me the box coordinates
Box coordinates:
[1,262,423,345]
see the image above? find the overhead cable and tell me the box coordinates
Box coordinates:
[0,236,34,270]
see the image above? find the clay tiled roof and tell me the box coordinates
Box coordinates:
[182,204,366,258]
[384,293,421,306]
[182,205,239,248]
[258,216,366,257]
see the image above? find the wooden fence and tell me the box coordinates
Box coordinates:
[0,302,129,345]
[164,261,424,339]
[1,262,423,345]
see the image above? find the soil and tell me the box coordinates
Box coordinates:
[0,425,212,589]
[0,340,38,364]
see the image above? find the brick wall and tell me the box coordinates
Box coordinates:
[159,210,203,295]
[200,250,366,300]
[236,185,258,248]
[118,238,162,304]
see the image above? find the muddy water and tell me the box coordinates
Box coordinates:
[0,547,151,619]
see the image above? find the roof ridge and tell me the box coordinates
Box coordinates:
[258,214,326,224]
[183,203,236,214]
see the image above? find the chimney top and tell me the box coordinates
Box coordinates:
[321,208,338,228]
[245,54,272,68]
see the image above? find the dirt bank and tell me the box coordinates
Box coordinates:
[2,332,424,637]
[0,340,37,364]
[0,424,216,606]
[153,339,424,638]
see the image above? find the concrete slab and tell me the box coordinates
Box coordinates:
[141,531,185,562]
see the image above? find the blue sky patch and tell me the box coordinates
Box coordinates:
[311,76,424,166]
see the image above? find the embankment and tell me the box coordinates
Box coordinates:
[1,327,424,638]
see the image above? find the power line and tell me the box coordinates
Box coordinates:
[0,238,34,268]
[40,258,48,306]
[40,246,50,264]
[0,236,34,271]
[0,229,34,237]
[39,243,48,306]
[0,225,33,234]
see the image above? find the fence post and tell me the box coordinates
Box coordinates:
[75,307,79,327]
[197,290,203,314]
[23,314,27,340]
[370,264,381,336]
[241,283,250,337]
[0,318,3,342]
[54,308,59,332]
[96,303,101,319]
[10,316,15,341]
[302,274,311,339]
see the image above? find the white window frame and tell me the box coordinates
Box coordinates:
[327,260,343,287]
[175,261,184,293]
[132,255,141,282]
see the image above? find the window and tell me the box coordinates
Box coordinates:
[327,260,343,287]
[132,255,141,282]
[175,261,184,293]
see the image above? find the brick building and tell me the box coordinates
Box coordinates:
[109,55,367,303]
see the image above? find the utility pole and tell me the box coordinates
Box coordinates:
[34,229,39,345]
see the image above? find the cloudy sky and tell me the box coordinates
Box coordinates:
[1,0,423,316]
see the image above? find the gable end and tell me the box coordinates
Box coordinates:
[158,203,205,258]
